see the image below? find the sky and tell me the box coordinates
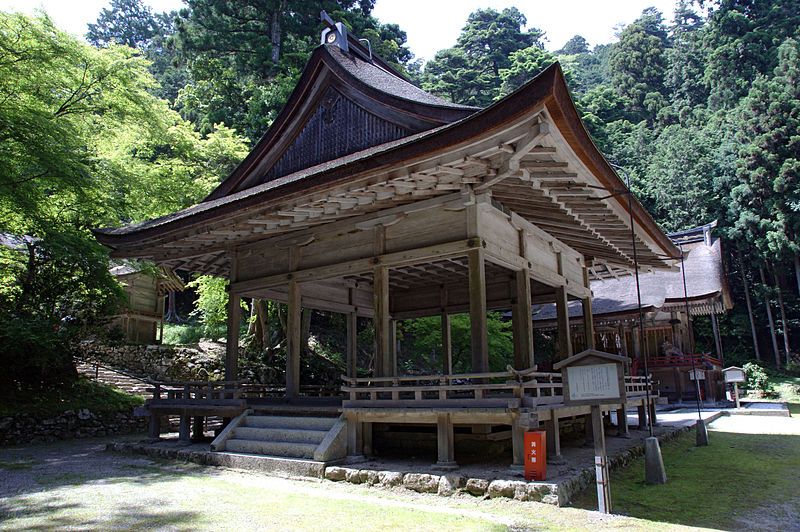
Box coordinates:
[1,0,677,62]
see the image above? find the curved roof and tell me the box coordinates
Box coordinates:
[94,55,679,277]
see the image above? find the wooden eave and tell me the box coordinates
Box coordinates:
[94,63,679,278]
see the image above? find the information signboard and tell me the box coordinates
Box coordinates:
[566,363,621,401]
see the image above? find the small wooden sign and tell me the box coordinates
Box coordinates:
[723,366,745,383]
[688,369,706,381]
[554,349,629,407]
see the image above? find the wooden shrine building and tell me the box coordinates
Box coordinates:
[109,263,185,344]
[533,222,732,402]
[95,21,680,467]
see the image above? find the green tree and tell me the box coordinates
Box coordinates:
[173,0,410,141]
[702,0,800,110]
[422,7,543,106]
[558,35,590,55]
[729,38,800,263]
[608,7,670,123]
[498,45,560,97]
[87,0,188,103]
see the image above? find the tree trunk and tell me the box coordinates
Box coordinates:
[270,1,286,65]
[738,250,761,361]
[759,266,782,368]
[772,266,791,365]
[164,291,181,323]
[795,254,800,296]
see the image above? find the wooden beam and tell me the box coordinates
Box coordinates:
[373,265,391,377]
[555,285,573,361]
[514,268,534,369]
[286,280,302,397]
[232,239,479,294]
[468,249,489,373]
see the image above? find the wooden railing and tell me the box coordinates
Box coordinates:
[632,354,722,375]
[147,380,246,405]
[240,383,341,398]
[341,369,654,408]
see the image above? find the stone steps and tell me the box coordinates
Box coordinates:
[220,414,338,460]
[76,362,152,396]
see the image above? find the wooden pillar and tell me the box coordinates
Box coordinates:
[618,324,629,357]
[513,268,534,369]
[346,412,363,458]
[225,291,241,381]
[346,311,357,379]
[616,406,630,438]
[436,413,456,468]
[363,422,373,457]
[373,265,391,377]
[147,414,161,440]
[545,415,562,461]
[286,280,302,398]
[582,297,595,350]
[711,311,724,363]
[632,325,641,359]
[178,415,191,443]
[441,312,452,374]
[468,249,488,373]
[511,415,525,466]
[555,286,573,361]
[637,403,647,429]
[192,416,204,440]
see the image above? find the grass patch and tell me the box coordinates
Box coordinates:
[571,428,800,528]
[0,377,143,417]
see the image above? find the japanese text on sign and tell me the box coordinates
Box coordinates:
[566,363,620,400]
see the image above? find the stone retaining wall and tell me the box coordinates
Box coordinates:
[0,409,147,447]
[77,341,227,382]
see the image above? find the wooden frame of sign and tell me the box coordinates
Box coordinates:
[553,349,629,407]
[722,366,745,383]
[553,349,630,514]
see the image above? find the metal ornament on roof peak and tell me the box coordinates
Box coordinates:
[320,11,349,52]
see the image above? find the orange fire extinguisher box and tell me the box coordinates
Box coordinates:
[524,430,547,481]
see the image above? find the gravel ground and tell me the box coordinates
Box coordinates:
[1,412,796,531]
[0,434,698,531]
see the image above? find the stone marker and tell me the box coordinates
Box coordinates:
[644,437,667,485]
[696,419,709,446]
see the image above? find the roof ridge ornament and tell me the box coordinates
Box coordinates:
[320,10,348,52]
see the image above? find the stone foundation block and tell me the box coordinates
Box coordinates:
[437,474,465,496]
[465,478,489,496]
[402,473,440,493]
[325,466,347,481]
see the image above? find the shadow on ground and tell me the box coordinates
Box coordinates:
[569,427,800,530]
